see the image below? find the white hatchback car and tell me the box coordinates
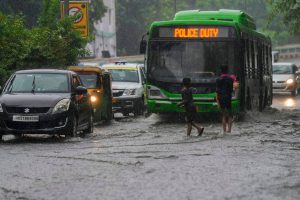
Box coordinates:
[272,62,300,96]
[102,62,145,116]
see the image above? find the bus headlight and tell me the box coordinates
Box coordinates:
[123,89,136,96]
[148,86,167,99]
[286,79,294,85]
[0,104,3,112]
[90,96,97,103]
[53,99,71,113]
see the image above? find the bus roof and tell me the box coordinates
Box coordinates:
[174,9,256,30]
[148,9,270,43]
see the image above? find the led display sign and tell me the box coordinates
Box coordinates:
[157,26,236,39]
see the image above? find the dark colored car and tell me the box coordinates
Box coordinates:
[0,69,93,137]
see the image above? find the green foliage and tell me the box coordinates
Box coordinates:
[0,0,42,27]
[0,13,30,82]
[269,0,300,35]
[89,0,107,36]
[0,0,89,84]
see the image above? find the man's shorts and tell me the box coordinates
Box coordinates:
[185,104,197,123]
[219,97,232,115]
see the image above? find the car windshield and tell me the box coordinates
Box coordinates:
[77,72,99,88]
[108,69,139,82]
[5,73,69,93]
[273,65,293,74]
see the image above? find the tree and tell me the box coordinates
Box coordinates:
[0,0,89,84]
[0,13,30,83]
[268,0,300,35]
[0,0,42,27]
[89,0,107,37]
[0,0,107,38]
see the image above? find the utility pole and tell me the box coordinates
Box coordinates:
[174,0,177,14]
[63,0,69,19]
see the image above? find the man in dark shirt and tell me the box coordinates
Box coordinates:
[216,65,234,134]
[177,78,204,136]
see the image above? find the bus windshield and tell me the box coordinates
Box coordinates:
[148,40,239,83]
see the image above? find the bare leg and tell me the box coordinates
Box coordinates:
[191,121,202,130]
[191,122,204,136]
[222,115,227,133]
[227,115,233,133]
[187,123,192,136]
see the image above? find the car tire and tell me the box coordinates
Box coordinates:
[68,116,78,137]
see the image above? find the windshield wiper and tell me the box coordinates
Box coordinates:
[31,75,36,93]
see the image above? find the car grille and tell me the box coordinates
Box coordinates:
[112,90,124,97]
[5,107,50,114]
[5,117,67,130]
[5,121,53,130]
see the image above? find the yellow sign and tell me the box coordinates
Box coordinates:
[61,1,89,38]
[174,28,219,38]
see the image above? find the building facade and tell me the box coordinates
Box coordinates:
[87,0,116,58]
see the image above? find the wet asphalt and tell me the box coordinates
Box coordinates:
[0,94,299,200]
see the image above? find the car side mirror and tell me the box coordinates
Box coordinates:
[76,86,87,95]
[140,40,147,54]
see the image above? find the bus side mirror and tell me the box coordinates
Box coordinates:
[140,40,147,54]
[0,86,2,93]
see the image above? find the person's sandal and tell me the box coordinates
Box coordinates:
[198,127,204,136]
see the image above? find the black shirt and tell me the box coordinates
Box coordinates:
[181,87,196,112]
[216,75,233,98]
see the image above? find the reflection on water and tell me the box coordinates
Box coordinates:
[272,94,299,110]
[284,98,296,107]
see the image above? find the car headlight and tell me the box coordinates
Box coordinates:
[90,96,97,103]
[53,99,71,113]
[0,104,3,113]
[123,89,136,96]
[286,79,294,84]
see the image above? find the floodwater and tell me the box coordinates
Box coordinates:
[0,95,299,200]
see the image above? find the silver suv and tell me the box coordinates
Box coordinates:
[102,62,145,116]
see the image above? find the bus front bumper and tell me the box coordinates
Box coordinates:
[147,99,240,113]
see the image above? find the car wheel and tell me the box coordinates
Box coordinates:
[291,89,297,96]
[85,114,94,134]
[69,116,78,137]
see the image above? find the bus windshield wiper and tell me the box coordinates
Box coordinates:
[31,75,36,93]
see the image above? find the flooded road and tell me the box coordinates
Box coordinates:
[0,95,300,200]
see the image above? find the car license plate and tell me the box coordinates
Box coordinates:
[12,115,39,122]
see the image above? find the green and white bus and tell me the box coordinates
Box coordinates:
[140,9,272,114]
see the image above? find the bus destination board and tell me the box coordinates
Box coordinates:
[157,26,236,39]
